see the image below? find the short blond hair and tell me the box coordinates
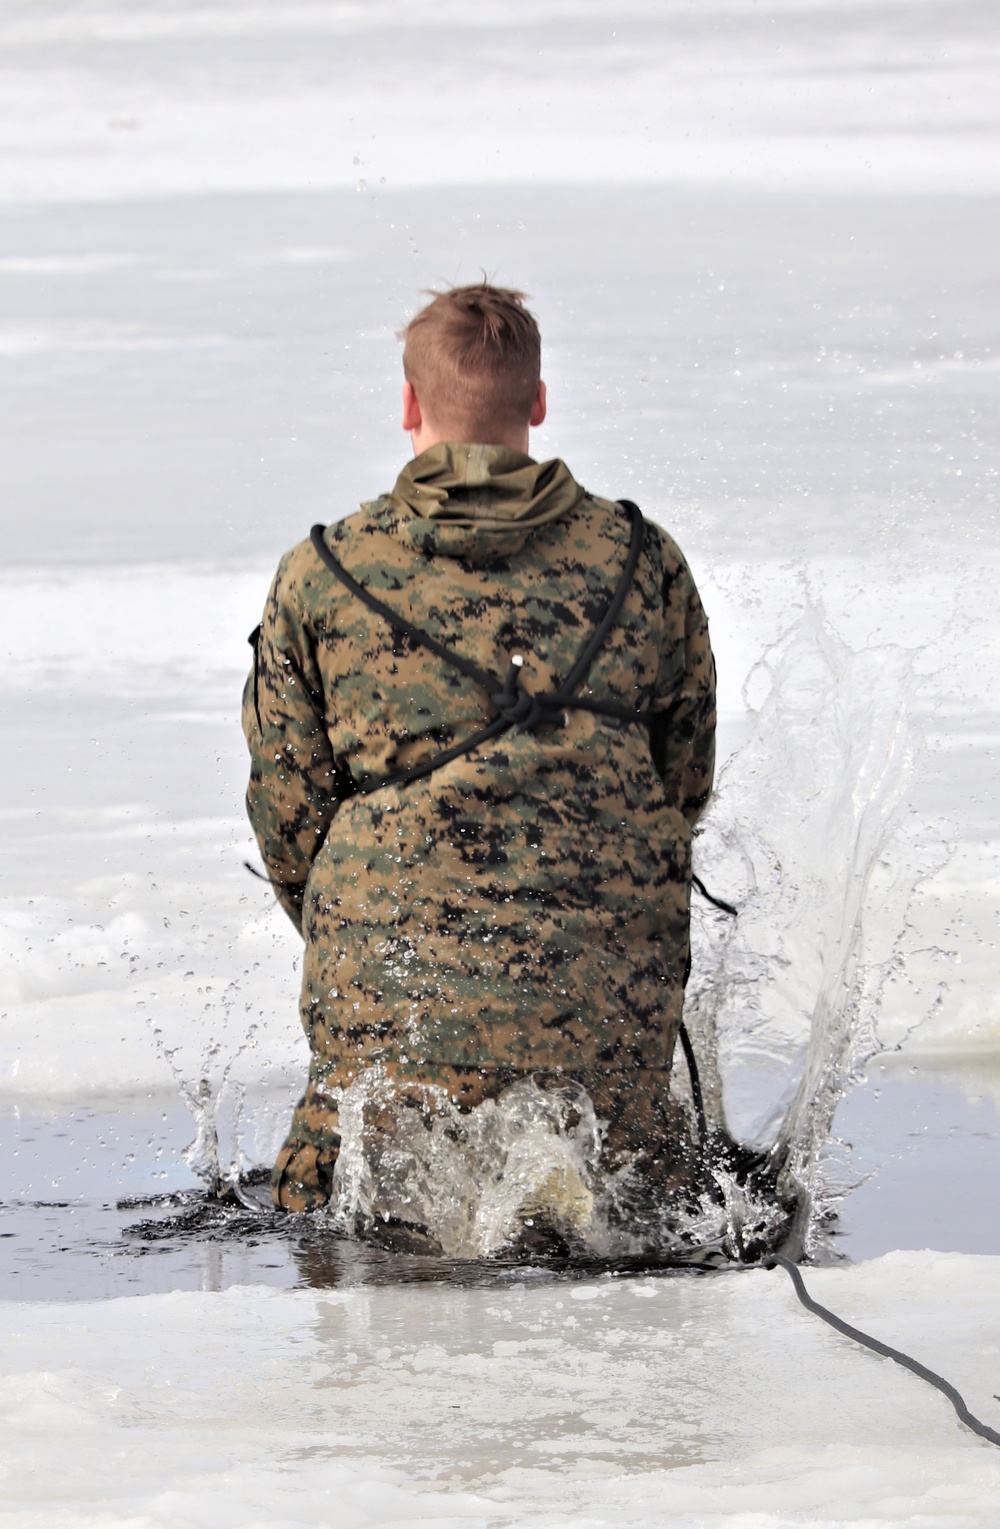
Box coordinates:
[402,283,541,441]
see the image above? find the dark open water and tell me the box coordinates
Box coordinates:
[1,1064,996,1301]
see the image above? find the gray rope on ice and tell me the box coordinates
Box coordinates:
[768,1253,1000,1449]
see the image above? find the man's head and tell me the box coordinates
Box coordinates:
[401,282,546,455]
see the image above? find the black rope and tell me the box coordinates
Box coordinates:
[676,1020,708,1151]
[309,525,497,696]
[307,500,649,794]
[557,498,645,697]
[243,863,309,913]
[679,878,735,1146]
[681,891,997,1458]
[768,1253,1000,1449]
[692,874,738,917]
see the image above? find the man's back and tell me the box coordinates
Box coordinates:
[243,287,716,1217]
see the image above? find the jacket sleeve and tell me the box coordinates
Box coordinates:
[648,544,716,826]
[242,553,342,933]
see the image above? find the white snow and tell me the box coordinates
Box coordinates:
[1,1253,999,1525]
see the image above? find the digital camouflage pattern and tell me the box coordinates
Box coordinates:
[243,443,716,1211]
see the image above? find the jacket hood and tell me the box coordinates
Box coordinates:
[384,443,585,560]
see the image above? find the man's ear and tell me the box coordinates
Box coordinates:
[529,380,547,429]
[402,381,422,433]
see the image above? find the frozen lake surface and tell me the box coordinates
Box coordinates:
[2,1253,1000,1527]
[1,0,999,1522]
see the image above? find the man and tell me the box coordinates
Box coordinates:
[243,283,715,1218]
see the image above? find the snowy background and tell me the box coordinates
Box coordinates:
[0,1,998,1523]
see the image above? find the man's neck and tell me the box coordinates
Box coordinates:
[409,425,530,456]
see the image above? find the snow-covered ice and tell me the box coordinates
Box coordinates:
[1,0,998,1522]
[2,1254,999,1526]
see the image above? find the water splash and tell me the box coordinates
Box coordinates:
[323,1069,603,1258]
[150,1013,294,1202]
[175,605,940,1264]
[685,603,944,1257]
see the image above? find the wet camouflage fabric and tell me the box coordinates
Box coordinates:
[243,443,716,1210]
[269,1062,699,1215]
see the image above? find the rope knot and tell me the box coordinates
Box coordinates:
[491,656,558,733]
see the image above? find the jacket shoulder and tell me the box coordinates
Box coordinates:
[270,501,388,602]
[576,493,692,581]
[637,514,690,580]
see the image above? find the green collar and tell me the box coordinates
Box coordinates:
[383,443,584,560]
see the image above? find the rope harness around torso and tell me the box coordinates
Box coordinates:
[308,498,649,795]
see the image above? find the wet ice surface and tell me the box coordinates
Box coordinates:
[2,0,1000,1522]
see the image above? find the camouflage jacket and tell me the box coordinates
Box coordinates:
[243,443,715,1082]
